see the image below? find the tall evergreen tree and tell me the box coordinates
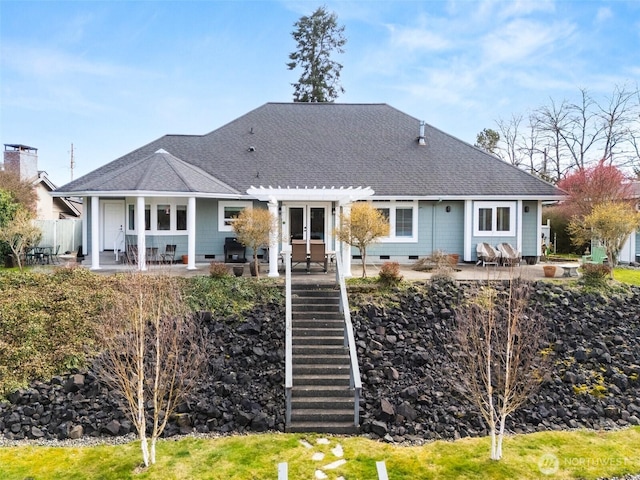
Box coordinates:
[287,6,346,103]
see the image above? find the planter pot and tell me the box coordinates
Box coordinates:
[182,255,188,264]
[448,254,460,266]
[233,265,244,277]
[543,265,557,278]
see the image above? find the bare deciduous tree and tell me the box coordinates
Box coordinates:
[492,84,640,182]
[95,274,206,467]
[451,278,548,460]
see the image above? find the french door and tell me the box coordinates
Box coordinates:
[286,203,330,245]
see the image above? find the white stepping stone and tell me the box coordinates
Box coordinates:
[331,444,344,458]
[323,459,347,470]
[311,452,325,461]
[315,469,328,479]
[300,439,313,449]
[317,438,330,445]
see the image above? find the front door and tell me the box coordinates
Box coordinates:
[286,203,330,248]
[103,200,125,252]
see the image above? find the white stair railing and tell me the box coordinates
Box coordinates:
[334,250,362,428]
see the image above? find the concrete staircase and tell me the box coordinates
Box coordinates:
[287,284,358,434]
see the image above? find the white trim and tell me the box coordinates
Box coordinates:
[247,185,374,203]
[372,200,418,243]
[126,198,189,235]
[464,199,473,262]
[218,200,253,232]
[473,201,517,237]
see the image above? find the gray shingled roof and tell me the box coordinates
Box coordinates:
[56,103,561,198]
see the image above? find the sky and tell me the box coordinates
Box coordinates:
[1,0,639,187]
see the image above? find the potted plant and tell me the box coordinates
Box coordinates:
[232,207,275,278]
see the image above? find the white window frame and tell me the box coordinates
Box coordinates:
[218,201,252,232]
[126,199,188,235]
[473,201,516,237]
[372,200,418,243]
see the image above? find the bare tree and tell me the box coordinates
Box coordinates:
[451,278,548,460]
[491,85,640,182]
[95,274,206,467]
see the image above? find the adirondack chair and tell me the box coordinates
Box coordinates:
[496,242,521,266]
[476,242,501,267]
[582,246,607,264]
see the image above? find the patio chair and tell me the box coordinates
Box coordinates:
[582,246,607,265]
[308,240,328,273]
[291,240,308,271]
[476,242,501,267]
[496,242,521,266]
[160,244,177,264]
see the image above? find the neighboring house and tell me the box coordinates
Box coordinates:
[620,181,640,264]
[3,144,82,220]
[52,103,563,275]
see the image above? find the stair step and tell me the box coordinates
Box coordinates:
[293,312,344,321]
[291,397,354,409]
[293,336,345,346]
[292,327,343,336]
[292,320,344,329]
[292,344,346,354]
[293,354,349,365]
[291,385,353,398]
[286,422,358,434]
[290,409,354,422]
[294,374,350,386]
[293,364,350,375]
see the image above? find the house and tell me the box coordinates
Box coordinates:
[3,144,82,220]
[52,103,563,275]
[620,181,640,264]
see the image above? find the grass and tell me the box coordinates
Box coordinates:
[1,428,640,479]
[613,267,640,286]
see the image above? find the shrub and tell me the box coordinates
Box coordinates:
[209,261,230,278]
[580,263,612,288]
[378,261,402,286]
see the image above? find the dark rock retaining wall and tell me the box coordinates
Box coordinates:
[1,281,640,443]
[0,303,285,440]
[354,281,640,442]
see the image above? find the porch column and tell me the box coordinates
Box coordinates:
[136,196,147,271]
[341,203,352,278]
[517,199,523,254]
[90,196,101,270]
[81,197,88,257]
[463,200,473,262]
[268,199,279,277]
[187,196,196,270]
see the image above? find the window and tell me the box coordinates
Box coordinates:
[474,202,516,236]
[128,204,135,230]
[145,205,150,231]
[396,208,413,237]
[176,205,187,230]
[125,200,188,234]
[157,204,170,230]
[372,200,417,242]
[218,201,252,232]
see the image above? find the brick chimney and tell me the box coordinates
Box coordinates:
[3,144,38,181]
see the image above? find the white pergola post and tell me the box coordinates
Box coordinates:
[187,196,196,270]
[136,196,147,271]
[341,203,353,278]
[463,199,473,262]
[90,196,101,270]
[268,199,279,277]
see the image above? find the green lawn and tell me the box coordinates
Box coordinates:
[614,267,640,286]
[1,428,639,479]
